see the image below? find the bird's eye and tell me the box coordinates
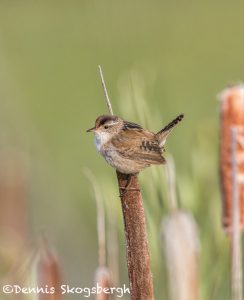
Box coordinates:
[104,125,109,129]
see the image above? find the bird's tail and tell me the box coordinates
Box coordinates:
[156,114,184,147]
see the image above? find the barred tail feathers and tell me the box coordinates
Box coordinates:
[156,114,184,147]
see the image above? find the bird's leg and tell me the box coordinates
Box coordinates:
[119,174,140,197]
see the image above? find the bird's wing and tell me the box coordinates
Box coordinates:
[111,127,165,165]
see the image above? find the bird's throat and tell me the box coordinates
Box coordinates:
[94,132,111,152]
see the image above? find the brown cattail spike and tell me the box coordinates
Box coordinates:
[0,151,29,272]
[162,211,199,300]
[37,237,62,300]
[95,267,111,300]
[219,84,244,233]
[116,171,154,300]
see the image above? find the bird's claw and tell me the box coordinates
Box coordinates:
[119,187,140,197]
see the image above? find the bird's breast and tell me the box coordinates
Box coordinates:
[94,132,111,153]
[94,134,102,152]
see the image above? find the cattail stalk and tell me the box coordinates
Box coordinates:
[98,66,154,300]
[231,128,243,300]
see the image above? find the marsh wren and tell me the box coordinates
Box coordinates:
[87,114,184,174]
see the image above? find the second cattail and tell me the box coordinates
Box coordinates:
[219,84,244,233]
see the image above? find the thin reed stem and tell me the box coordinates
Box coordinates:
[231,127,243,300]
[84,169,106,267]
[165,155,178,211]
[98,66,113,115]
[107,201,119,286]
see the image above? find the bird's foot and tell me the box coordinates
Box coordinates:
[119,187,140,197]
[119,174,140,197]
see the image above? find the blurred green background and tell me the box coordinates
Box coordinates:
[1,0,244,299]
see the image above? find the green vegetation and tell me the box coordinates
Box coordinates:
[0,1,244,299]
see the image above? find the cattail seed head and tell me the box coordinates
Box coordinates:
[95,266,111,300]
[37,238,62,300]
[219,84,244,233]
[161,211,199,300]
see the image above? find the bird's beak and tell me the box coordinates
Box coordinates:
[86,126,96,133]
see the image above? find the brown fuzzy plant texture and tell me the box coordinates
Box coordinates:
[219,85,244,300]
[98,66,154,300]
[0,151,29,271]
[95,267,111,300]
[219,85,244,232]
[161,157,199,300]
[37,237,63,300]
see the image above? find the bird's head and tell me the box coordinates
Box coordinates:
[87,115,123,137]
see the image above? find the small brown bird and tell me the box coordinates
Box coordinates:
[87,114,184,174]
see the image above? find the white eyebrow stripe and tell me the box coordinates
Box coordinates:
[105,120,119,126]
